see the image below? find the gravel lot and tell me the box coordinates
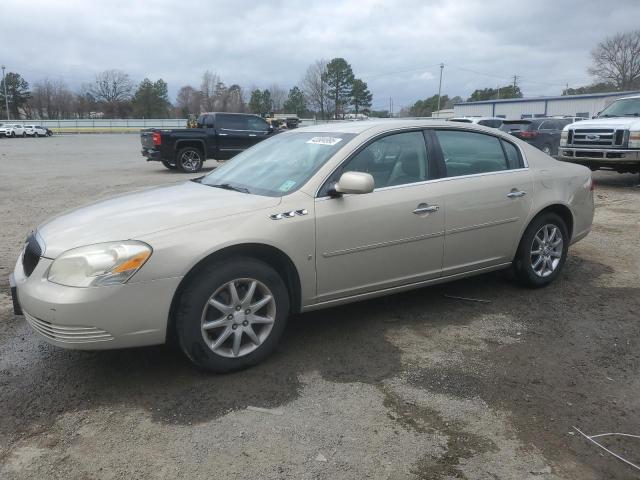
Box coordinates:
[1,134,639,479]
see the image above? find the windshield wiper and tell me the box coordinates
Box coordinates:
[623,113,639,117]
[209,183,251,194]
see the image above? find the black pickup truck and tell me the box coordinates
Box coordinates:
[141,112,274,173]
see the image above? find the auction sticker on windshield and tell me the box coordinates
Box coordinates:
[306,136,342,146]
[278,180,297,192]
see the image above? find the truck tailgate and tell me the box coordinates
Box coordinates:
[140,130,155,149]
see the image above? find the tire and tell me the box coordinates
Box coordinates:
[161,158,177,170]
[513,212,569,288]
[175,257,290,372]
[176,146,203,173]
[34,132,39,138]
[10,132,15,138]
[541,144,552,156]
[22,132,26,138]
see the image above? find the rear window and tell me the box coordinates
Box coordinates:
[217,114,248,130]
[500,121,532,132]
[449,118,473,123]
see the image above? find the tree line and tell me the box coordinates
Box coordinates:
[0,57,373,121]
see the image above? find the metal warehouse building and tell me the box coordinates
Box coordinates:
[453,90,640,119]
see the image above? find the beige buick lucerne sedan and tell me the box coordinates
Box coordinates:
[11,120,594,371]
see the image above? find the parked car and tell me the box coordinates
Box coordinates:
[0,124,6,137]
[449,117,504,128]
[3,123,26,137]
[558,94,640,174]
[12,120,594,372]
[500,118,574,156]
[24,125,48,137]
[141,112,275,173]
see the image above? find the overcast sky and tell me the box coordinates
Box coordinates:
[2,0,639,111]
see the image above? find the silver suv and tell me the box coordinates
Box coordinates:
[12,120,594,371]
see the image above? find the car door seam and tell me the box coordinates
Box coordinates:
[322,230,445,258]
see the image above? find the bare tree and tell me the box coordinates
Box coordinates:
[301,59,332,119]
[90,69,134,103]
[175,85,202,116]
[200,70,220,111]
[268,83,287,113]
[589,30,640,90]
[30,78,75,119]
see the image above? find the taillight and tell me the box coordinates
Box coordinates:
[152,132,161,146]
[516,131,538,139]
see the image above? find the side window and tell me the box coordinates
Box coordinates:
[435,130,509,177]
[501,140,523,169]
[477,120,491,127]
[538,121,550,130]
[338,131,429,190]
[203,115,214,128]
[247,116,268,131]
[217,114,245,130]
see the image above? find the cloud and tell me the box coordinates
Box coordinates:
[2,0,639,109]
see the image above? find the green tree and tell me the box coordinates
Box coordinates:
[350,78,372,116]
[563,82,616,95]
[132,78,171,118]
[248,89,272,115]
[409,94,449,117]
[283,86,307,115]
[467,85,522,102]
[323,58,355,118]
[0,72,31,119]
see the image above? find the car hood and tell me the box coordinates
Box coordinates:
[37,181,281,258]
[566,117,640,130]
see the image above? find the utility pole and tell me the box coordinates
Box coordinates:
[1,65,9,120]
[512,75,518,90]
[389,97,393,118]
[436,63,444,118]
[496,84,500,100]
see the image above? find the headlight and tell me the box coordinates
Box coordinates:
[47,241,152,287]
[560,130,568,146]
[629,130,640,149]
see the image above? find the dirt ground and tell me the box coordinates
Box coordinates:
[0,134,639,479]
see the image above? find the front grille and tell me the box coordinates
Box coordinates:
[568,128,627,148]
[25,311,114,343]
[22,233,42,277]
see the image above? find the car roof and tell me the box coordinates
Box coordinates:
[617,94,640,101]
[296,119,451,134]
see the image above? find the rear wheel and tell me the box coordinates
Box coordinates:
[541,144,552,156]
[176,147,203,173]
[513,212,569,288]
[175,258,290,372]
[34,132,39,138]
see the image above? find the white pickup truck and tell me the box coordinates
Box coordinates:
[559,94,640,174]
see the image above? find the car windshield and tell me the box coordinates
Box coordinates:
[599,98,640,117]
[198,131,356,196]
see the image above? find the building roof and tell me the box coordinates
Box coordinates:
[454,90,640,106]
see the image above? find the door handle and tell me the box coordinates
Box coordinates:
[413,204,439,214]
[249,134,257,137]
[507,190,527,198]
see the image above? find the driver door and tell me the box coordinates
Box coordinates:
[314,130,445,303]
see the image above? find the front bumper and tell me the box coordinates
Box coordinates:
[559,148,640,163]
[12,254,182,350]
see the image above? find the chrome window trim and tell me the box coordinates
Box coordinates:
[314,126,529,199]
[315,167,530,201]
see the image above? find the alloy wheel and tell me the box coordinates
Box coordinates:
[530,224,563,277]
[180,150,202,172]
[201,278,276,358]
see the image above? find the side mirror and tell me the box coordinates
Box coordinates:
[333,171,375,195]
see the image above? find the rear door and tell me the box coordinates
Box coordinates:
[433,129,533,276]
[216,114,252,158]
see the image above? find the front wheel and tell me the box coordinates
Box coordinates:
[176,147,203,173]
[541,144,552,156]
[513,212,569,288]
[175,258,290,372]
[34,132,39,138]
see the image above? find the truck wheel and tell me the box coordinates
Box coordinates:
[541,144,552,156]
[175,257,290,372]
[176,147,203,173]
[161,159,177,170]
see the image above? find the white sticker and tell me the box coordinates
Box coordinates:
[306,136,343,146]
[278,180,297,192]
